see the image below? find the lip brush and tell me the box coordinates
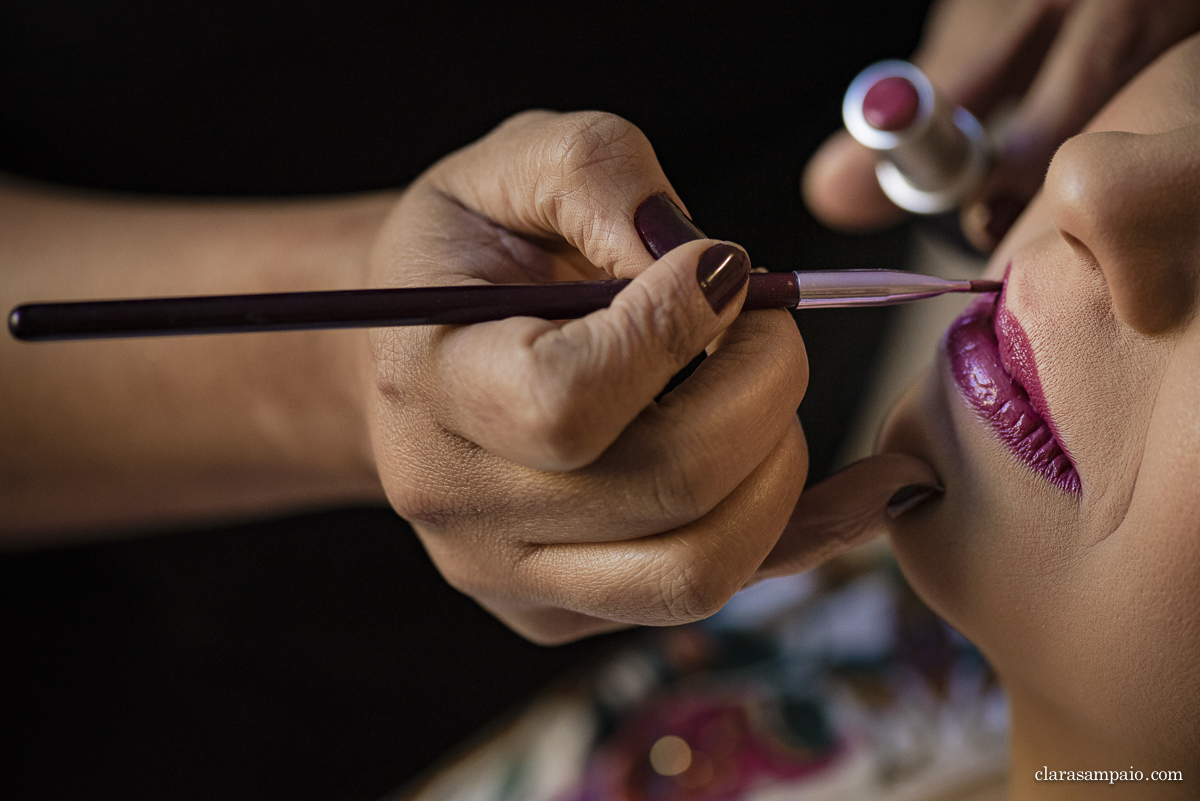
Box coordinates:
[8,270,1003,342]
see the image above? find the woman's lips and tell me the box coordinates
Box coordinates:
[944,285,1080,494]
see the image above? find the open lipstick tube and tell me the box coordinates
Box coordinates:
[842,60,989,214]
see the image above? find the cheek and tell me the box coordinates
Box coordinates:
[1017,252,1169,540]
[1080,353,1200,733]
[886,349,1200,752]
[1042,509,1200,753]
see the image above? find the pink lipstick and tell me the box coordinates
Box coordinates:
[843,60,989,214]
[944,281,1079,494]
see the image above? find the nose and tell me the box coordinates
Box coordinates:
[1044,126,1200,335]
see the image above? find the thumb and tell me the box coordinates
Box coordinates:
[753,453,940,580]
[802,130,909,232]
[436,237,750,471]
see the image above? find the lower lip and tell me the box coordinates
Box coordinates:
[944,290,1080,494]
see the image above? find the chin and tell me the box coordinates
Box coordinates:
[876,366,991,646]
[876,356,1076,669]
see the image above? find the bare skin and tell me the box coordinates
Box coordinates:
[803,0,1200,250]
[362,111,813,643]
[11,2,1191,656]
[0,111,941,644]
[0,181,391,534]
[875,36,1200,798]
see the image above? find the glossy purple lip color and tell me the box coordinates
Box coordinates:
[944,274,1080,494]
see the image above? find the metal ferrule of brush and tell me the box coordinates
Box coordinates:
[792,269,976,308]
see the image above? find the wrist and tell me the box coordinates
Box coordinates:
[275,191,396,505]
[0,184,397,538]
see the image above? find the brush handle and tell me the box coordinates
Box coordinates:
[7,274,800,342]
[8,271,998,342]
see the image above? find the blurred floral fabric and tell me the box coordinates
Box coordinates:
[398,557,1007,801]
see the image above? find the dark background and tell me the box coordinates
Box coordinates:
[0,2,931,798]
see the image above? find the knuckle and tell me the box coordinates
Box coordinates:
[646,444,710,526]
[380,465,447,526]
[611,278,705,372]
[515,335,611,470]
[431,536,529,603]
[429,548,492,599]
[388,491,466,531]
[535,111,648,222]
[549,111,644,179]
[517,402,598,470]
[479,109,563,151]
[499,108,559,132]
[787,415,810,475]
[658,548,734,624]
[516,390,599,471]
[652,290,708,367]
[378,437,499,530]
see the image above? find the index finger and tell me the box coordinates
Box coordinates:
[434,238,752,471]
[428,110,686,279]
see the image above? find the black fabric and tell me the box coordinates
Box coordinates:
[0,1,931,798]
[0,510,625,800]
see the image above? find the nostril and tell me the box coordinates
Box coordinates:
[1056,231,1097,266]
[1045,130,1199,336]
[1113,260,1198,336]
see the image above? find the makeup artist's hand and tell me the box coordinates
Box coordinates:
[365,110,810,644]
[803,0,1200,250]
[752,454,941,582]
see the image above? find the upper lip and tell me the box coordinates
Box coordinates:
[943,271,1080,494]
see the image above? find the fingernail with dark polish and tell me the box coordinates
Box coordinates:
[983,194,1023,247]
[886,484,942,519]
[697,243,749,313]
[634,194,705,259]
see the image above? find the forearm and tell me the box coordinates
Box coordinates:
[0,176,394,543]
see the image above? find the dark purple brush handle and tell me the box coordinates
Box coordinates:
[8,274,800,342]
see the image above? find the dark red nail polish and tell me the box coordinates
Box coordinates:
[696,244,749,313]
[984,194,1023,247]
[634,194,705,259]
